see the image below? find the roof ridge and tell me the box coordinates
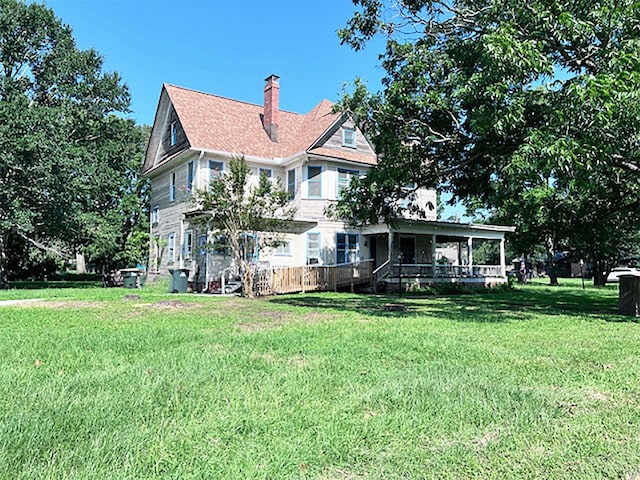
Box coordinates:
[164,83,304,116]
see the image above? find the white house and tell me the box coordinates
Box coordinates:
[142,75,514,291]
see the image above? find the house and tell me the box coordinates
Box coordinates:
[142,75,515,291]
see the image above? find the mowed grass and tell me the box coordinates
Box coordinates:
[1,280,639,479]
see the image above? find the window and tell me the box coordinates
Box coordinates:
[170,121,177,146]
[275,241,291,256]
[259,168,272,179]
[167,233,176,263]
[342,127,356,148]
[187,160,195,193]
[169,171,176,201]
[184,230,193,260]
[337,168,358,197]
[306,232,321,264]
[198,235,208,256]
[240,233,258,262]
[209,160,223,184]
[337,233,359,264]
[307,166,322,198]
[211,235,231,256]
[151,205,159,225]
[287,168,296,200]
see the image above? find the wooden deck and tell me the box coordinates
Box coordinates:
[254,260,374,296]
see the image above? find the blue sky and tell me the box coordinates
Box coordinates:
[44,0,385,126]
[44,0,464,219]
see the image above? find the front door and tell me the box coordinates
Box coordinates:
[369,236,378,267]
[399,236,416,264]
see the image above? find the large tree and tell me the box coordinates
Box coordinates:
[336,0,640,285]
[192,156,296,297]
[0,0,141,285]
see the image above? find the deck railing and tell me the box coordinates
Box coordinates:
[390,263,503,278]
[254,260,374,296]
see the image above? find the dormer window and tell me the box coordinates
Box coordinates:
[342,127,356,148]
[170,121,177,146]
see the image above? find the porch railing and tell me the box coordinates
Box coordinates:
[390,263,504,278]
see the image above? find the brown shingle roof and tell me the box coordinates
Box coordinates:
[163,84,376,164]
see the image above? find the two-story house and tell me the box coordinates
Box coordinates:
[142,75,514,290]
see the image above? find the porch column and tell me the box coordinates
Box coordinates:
[431,234,437,263]
[500,238,506,277]
[431,234,437,277]
[387,231,394,264]
[467,237,474,276]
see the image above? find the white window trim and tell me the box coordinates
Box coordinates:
[307,165,322,199]
[184,230,193,260]
[342,127,356,148]
[287,168,296,200]
[170,121,177,146]
[275,241,292,256]
[209,160,224,185]
[306,232,321,264]
[337,168,359,198]
[186,160,195,193]
[151,205,159,225]
[169,170,176,202]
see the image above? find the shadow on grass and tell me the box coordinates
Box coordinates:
[7,281,103,290]
[268,284,625,323]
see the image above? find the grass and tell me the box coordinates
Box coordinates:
[0,279,638,479]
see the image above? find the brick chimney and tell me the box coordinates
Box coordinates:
[263,74,279,143]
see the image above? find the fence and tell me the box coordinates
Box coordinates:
[253,260,374,296]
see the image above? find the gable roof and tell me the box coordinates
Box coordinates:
[143,83,377,174]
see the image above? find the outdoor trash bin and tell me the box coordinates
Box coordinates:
[168,268,190,293]
[120,268,143,289]
[619,273,640,317]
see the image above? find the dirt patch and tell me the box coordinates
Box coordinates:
[585,389,611,402]
[133,300,202,310]
[474,430,499,448]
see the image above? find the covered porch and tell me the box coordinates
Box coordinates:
[362,220,516,289]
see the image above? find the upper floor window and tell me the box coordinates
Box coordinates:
[151,205,159,225]
[209,160,223,185]
[186,161,195,193]
[307,166,322,198]
[170,121,177,146]
[169,171,176,201]
[342,128,356,148]
[259,168,272,179]
[337,168,358,197]
[287,169,296,200]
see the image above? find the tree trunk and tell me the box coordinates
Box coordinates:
[0,234,8,289]
[592,259,608,287]
[545,236,559,286]
[76,246,87,274]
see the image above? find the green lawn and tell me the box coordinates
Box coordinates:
[1,280,638,479]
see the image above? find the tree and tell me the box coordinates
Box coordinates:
[337,0,640,286]
[192,156,296,297]
[0,0,139,286]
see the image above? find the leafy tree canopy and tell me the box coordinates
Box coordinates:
[192,156,296,297]
[0,0,146,285]
[337,0,640,285]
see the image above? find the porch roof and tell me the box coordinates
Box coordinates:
[361,219,515,239]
